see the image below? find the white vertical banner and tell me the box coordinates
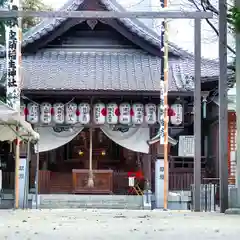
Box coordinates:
[5,0,22,111]
[155,159,165,208]
[18,157,27,208]
[6,0,23,209]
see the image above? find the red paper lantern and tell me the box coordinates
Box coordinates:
[168,107,175,117]
[101,108,107,116]
[24,107,29,115]
[76,109,80,116]
[50,107,55,115]
[114,107,120,116]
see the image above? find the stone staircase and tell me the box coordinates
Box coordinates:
[38,194,144,210]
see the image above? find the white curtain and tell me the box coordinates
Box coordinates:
[100,125,150,153]
[34,126,84,153]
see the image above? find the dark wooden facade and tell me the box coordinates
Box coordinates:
[0,0,220,194]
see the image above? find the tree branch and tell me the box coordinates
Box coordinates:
[189,0,236,55]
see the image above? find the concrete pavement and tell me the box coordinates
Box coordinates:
[0,209,240,239]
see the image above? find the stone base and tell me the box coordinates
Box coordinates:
[225,208,240,215]
[35,194,144,210]
[143,190,152,210]
[229,187,240,208]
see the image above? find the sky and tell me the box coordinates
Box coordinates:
[42,0,234,61]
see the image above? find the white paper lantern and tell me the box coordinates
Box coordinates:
[119,103,131,125]
[145,103,157,124]
[27,103,39,124]
[132,103,144,125]
[65,103,78,124]
[106,103,119,124]
[53,103,65,124]
[93,103,106,125]
[157,104,164,124]
[170,103,183,125]
[78,103,90,125]
[40,102,52,124]
[20,104,26,120]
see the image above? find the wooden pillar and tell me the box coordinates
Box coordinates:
[30,151,37,189]
[142,154,152,191]
[228,111,236,184]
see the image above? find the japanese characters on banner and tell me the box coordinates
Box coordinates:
[24,102,183,126]
[5,0,22,111]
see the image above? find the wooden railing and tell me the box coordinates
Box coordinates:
[169,172,194,191]
[38,170,51,194]
[1,172,15,189]
[2,171,205,193]
[113,172,128,194]
[1,171,51,194]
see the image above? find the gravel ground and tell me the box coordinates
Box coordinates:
[0,209,240,240]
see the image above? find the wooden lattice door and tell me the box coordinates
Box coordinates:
[228,112,236,181]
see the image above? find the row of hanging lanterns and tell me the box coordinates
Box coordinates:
[21,102,183,126]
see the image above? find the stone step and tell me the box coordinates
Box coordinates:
[38,194,144,210]
[41,198,142,203]
[40,205,142,210]
[40,202,143,209]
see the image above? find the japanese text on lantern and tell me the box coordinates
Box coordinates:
[65,103,77,124]
[119,103,131,124]
[107,106,113,123]
[106,103,118,124]
[78,103,90,124]
[40,103,51,124]
[27,103,39,124]
[132,103,144,124]
[145,104,157,124]
[53,103,64,124]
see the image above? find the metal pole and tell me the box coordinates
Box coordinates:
[193,19,201,212]
[87,127,94,187]
[235,0,240,207]
[35,143,39,209]
[14,134,20,209]
[24,140,31,208]
[219,0,229,213]
[163,0,169,210]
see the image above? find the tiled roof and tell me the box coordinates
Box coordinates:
[23,0,190,57]
[21,0,219,74]
[0,48,220,92]
[0,0,221,92]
